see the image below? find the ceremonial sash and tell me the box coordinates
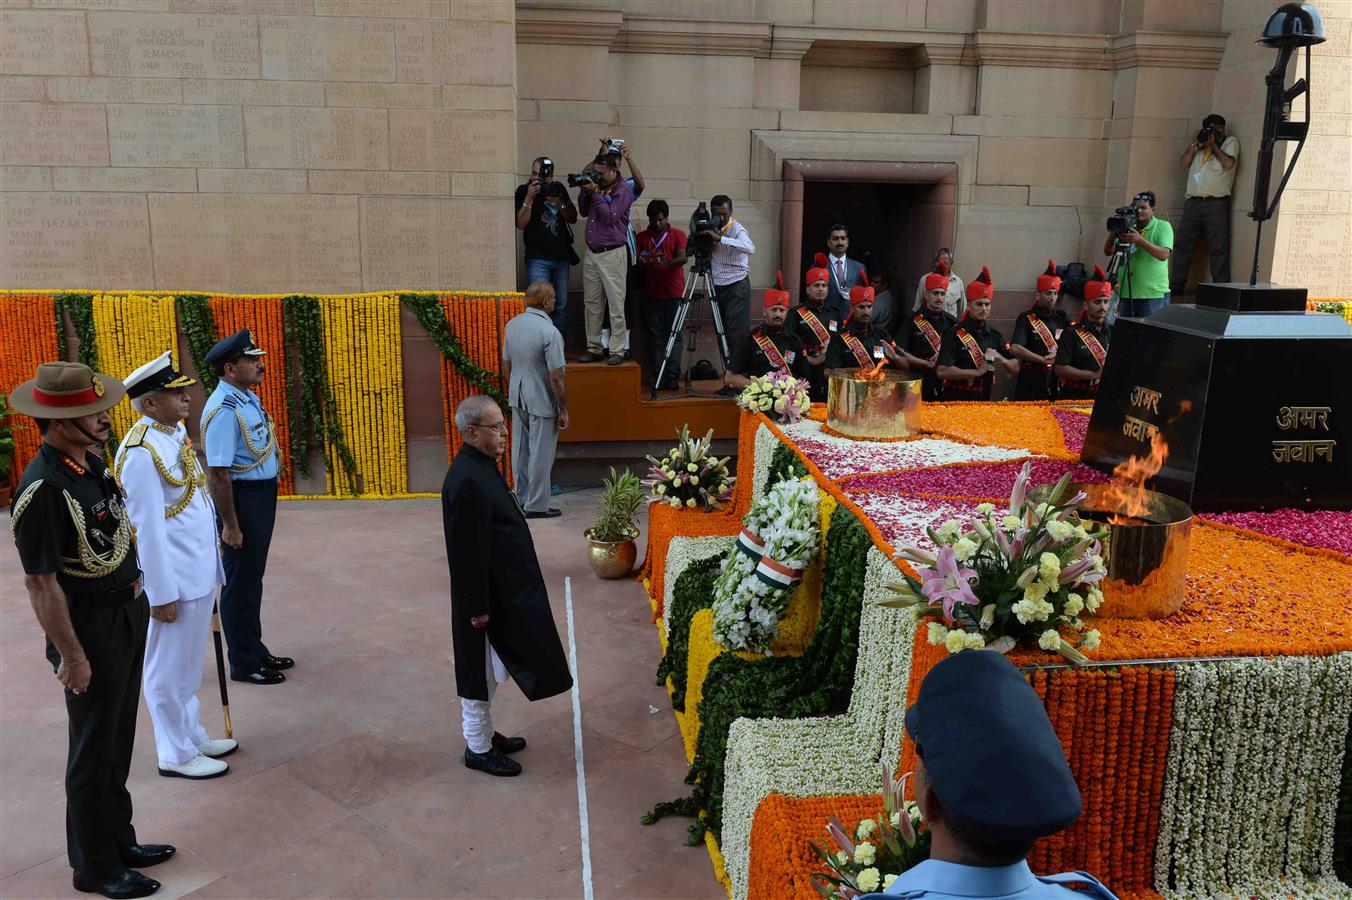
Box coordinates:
[913,314,942,356]
[1075,326,1108,368]
[797,308,831,348]
[955,328,987,370]
[752,331,789,374]
[1028,315,1058,353]
[842,333,873,368]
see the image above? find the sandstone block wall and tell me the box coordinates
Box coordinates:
[1,0,518,293]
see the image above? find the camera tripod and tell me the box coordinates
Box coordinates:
[1104,238,1133,324]
[650,254,731,401]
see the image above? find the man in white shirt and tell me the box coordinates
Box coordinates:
[913,247,966,319]
[116,352,236,781]
[708,194,755,381]
[1171,113,1239,295]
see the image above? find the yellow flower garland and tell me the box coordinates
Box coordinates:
[91,292,178,441]
[317,294,408,498]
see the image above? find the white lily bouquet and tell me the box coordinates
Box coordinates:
[881,463,1109,664]
[737,370,812,424]
[643,425,734,511]
[712,477,820,653]
[809,763,930,898]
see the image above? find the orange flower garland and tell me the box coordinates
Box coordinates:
[747,793,880,899]
[209,295,294,495]
[437,293,521,486]
[919,403,1079,460]
[0,293,60,486]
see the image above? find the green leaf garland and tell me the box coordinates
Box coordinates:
[646,507,871,844]
[399,292,508,411]
[282,295,357,492]
[655,553,724,712]
[175,294,218,395]
[766,440,808,485]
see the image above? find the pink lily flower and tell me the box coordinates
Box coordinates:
[1009,461,1032,511]
[919,546,980,619]
[826,816,855,856]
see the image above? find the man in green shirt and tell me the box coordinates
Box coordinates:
[1103,190,1173,319]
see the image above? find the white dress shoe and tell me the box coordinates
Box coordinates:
[159,754,228,779]
[197,737,238,759]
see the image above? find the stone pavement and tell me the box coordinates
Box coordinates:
[0,492,722,900]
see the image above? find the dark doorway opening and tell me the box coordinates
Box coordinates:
[800,181,952,304]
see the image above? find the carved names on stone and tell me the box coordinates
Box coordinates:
[149,194,361,292]
[1,10,88,76]
[388,109,512,173]
[394,19,512,85]
[244,107,388,170]
[0,102,108,166]
[359,196,509,290]
[89,12,258,78]
[107,104,244,167]
[1,192,154,286]
[259,15,395,83]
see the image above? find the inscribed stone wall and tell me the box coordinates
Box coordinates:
[0,0,518,292]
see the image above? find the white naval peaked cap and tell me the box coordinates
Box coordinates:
[124,350,197,400]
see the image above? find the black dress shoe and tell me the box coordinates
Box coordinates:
[230,668,285,685]
[577,352,605,363]
[73,869,160,899]
[463,747,521,777]
[492,732,527,754]
[263,655,295,670]
[120,844,175,868]
[525,508,562,519]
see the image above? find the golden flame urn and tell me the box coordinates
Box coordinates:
[825,369,923,439]
[1036,483,1194,620]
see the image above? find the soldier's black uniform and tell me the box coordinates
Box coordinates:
[896,309,957,401]
[787,303,840,402]
[937,319,1014,401]
[729,325,807,380]
[1055,320,1112,401]
[11,444,148,882]
[825,322,893,370]
[1009,307,1070,401]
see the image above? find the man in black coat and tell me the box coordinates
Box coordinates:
[441,395,573,777]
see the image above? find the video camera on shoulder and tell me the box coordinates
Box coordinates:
[1107,204,1137,236]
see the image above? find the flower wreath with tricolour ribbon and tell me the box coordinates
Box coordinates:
[712,477,822,654]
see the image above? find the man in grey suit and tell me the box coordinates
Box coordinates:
[502,282,570,519]
[820,224,868,320]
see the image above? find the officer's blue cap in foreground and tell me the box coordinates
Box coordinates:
[203,328,267,366]
[905,649,1081,841]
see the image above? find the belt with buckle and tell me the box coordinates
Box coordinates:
[74,579,143,609]
[587,242,624,254]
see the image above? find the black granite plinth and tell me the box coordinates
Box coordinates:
[1195,281,1308,312]
[1082,304,1352,511]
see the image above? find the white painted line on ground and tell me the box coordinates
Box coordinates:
[565,576,595,900]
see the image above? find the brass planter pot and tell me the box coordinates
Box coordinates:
[585,528,639,579]
[826,369,924,439]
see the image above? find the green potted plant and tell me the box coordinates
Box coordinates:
[585,467,644,579]
[0,392,16,506]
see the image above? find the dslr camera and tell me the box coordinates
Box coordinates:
[1195,125,1217,147]
[566,167,600,188]
[1106,204,1137,236]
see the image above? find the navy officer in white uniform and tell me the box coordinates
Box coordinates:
[864,650,1117,899]
[201,329,293,685]
[115,352,236,779]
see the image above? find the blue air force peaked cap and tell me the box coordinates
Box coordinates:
[905,650,1081,841]
[203,328,267,366]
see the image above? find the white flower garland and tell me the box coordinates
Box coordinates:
[1154,653,1352,897]
[750,422,778,507]
[721,547,913,899]
[712,478,821,653]
[662,535,736,640]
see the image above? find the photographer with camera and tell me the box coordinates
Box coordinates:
[706,196,755,376]
[516,157,578,336]
[636,200,688,391]
[574,152,635,365]
[1172,113,1239,295]
[1103,190,1173,319]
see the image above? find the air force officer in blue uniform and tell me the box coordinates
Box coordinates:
[201,329,293,686]
[864,651,1117,899]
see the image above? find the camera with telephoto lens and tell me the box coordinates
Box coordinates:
[1196,126,1216,146]
[566,168,600,188]
[1106,204,1138,236]
[688,201,718,260]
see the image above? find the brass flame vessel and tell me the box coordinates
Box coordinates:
[825,369,923,439]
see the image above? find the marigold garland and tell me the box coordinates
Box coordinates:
[209,295,295,495]
[0,294,61,485]
[317,295,407,497]
[748,793,881,899]
[91,292,179,445]
[435,293,521,486]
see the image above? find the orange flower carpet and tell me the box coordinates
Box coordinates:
[643,405,1352,899]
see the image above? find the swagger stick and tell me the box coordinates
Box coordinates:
[210,600,233,738]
